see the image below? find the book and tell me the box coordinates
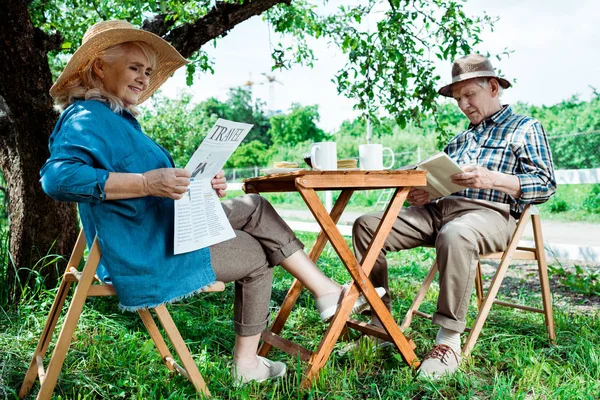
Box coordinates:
[398,152,466,198]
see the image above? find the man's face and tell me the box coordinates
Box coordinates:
[451,79,499,125]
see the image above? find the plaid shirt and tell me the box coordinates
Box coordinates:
[444,105,556,217]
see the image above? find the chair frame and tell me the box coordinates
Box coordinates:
[19,231,224,399]
[400,204,556,356]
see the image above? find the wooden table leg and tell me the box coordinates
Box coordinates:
[258,189,354,357]
[297,186,419,387]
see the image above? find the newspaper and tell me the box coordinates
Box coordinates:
[174,118,253,255]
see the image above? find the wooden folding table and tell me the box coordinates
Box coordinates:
[242,169,427,387]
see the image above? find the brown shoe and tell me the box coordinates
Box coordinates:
[418,344,461,379]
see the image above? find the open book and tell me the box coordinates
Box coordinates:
[398,152,466,198]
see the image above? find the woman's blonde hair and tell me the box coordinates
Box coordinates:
[53,41,157,116]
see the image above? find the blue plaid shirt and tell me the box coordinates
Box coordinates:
[444,105,556,217]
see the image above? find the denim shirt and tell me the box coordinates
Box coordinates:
[40,100,215,311]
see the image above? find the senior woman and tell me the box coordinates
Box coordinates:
[40,20,384,384]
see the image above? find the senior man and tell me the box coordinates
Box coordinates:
[352,54,556,377]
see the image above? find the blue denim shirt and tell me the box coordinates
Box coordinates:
[40,100,215,311]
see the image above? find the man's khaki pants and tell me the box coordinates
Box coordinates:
[352,196,516,333]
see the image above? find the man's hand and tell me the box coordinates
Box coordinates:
[211,170,227,198]
[142,168,190,200]
[407,187,431,206]
[452,165,496,189]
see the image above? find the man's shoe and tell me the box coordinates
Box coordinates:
[418,344,461,379]
[316,285,386,322]
[232,356,287,385]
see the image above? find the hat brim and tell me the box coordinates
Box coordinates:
[50,28,188,104]
[438,75,511,98]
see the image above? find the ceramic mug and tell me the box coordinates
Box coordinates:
[359,144,395,170]
[310,142,337,170]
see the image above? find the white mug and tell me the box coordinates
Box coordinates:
[310,142,337,170]
[359,144,395,170]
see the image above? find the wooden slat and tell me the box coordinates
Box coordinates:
[66,230,87,272]
[532,213,557,342]
[298,172,426,190]
[243,180,298,194]
[413,310,433,320]
[493,300,544,313]
[359,187,411,277]
[243,170,427,193]
[154,305,210,396]
[87,285,117,297]
[345,319,417,350]
[482,249,537,260]
[19,233,83,399]
[203,281,225,292]
[137,308,175,371]
[165,357,190,380]
[260,331,313,362]
[35,355,45,385]
[37,238,102,399]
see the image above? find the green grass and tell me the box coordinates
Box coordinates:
[1,233,599,399]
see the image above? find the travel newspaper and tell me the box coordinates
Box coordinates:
[174,119,253,255]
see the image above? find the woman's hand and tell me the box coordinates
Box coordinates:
[407,187,431,206]
[142,168,191,200]
[211,170,227,198]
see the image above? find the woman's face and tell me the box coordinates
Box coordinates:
[96,46,152,107]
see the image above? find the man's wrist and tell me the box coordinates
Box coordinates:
[491,171,521,198]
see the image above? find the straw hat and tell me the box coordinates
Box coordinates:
[49,20,188,104]
[437,54,511,98]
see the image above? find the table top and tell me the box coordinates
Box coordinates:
[242,169,427,193]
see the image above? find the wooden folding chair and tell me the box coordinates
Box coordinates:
[400,204,556,356]
[19,230,224,399]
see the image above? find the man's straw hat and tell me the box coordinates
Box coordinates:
[50,20,188,104]
[438,54,511,98]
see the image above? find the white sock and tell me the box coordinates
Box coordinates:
[435,327,462,355]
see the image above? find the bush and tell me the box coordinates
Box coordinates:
[583,184,600,214]
[547,197,569,213]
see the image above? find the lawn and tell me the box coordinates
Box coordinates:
[1,232,598,399]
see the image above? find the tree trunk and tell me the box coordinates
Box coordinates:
[0,1,78,304]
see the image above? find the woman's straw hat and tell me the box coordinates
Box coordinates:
[50,20,188,104]
[438,54,511,98]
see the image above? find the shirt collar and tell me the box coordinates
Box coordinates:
[468,104,512,129]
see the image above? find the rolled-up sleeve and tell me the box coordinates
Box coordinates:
[40,115,111,203]
[41,156,109,203]
[516,121,557,205]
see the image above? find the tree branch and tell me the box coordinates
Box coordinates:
[33,28,63,54]
[144,0,291,58]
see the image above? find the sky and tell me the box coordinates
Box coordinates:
[158,0,600,133]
